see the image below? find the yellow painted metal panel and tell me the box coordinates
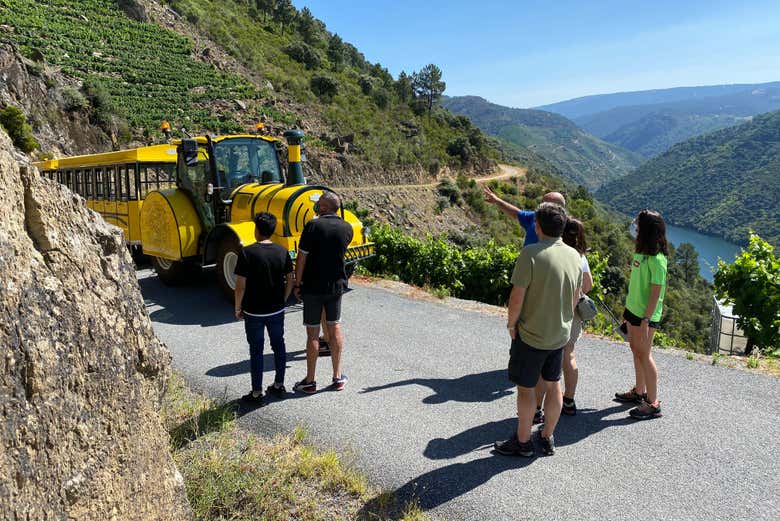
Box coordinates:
[224,221,258,247]
[127,200,142,242]
[108,201,131,239]
[140,190,203,260]
[288,144,301,163]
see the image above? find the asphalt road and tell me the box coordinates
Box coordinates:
[140,268,780,521]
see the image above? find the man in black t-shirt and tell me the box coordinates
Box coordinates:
[293,191,354,394]
[234,212,295,404]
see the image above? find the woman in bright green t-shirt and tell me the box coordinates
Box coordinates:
[614,209,668,420]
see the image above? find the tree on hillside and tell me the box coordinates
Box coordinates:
[298,7,324,45]
[273,0,296,33]
[674,242,700,283]
[255,0,274,22]
[396,71,414,102]
[327,33,346,70]
[413,64,446,114]
[714,233,780,354]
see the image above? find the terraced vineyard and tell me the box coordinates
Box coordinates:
[0,0,262,133]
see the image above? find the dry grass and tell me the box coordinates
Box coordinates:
[161,373,435,521]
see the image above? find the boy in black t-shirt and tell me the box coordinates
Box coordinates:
[234,212,295,404]
[293,192,354,394]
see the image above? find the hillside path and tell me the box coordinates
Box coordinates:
[335,163,525,191]
[141,270,779,521]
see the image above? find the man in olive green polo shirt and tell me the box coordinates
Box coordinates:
[494,202,582,457]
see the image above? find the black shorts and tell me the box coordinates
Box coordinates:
[623,308,660,329]
[302,293,343,327]
[508,336,564,388]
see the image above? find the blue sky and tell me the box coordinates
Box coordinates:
[291,0,780,107]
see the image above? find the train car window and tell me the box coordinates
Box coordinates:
[118,165,127,201]
[85,169,93,198]
[95,168,104,199]
[126,164,137,201]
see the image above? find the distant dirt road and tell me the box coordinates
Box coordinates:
[337,163,526,192]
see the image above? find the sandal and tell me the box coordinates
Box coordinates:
[614,387,646,404]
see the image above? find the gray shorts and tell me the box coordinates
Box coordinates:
[508,336,564,388]
[302,293,342,327]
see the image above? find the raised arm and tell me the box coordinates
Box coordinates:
[484,185,522,221]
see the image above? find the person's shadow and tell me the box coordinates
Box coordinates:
[359,369,514,404]
[424,404,635,461]
[357,404,637,515]
[206,350,308,377]
[358,453,532,515]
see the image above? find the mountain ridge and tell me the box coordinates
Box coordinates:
[442,95,642,189]
[596,109,780,248]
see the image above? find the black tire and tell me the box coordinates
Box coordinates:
[216,235,242,301]
[152,256,200,286]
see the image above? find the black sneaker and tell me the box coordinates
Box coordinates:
[293,379,317,394]
[240,391,264,405]
[562,398,577,416]
[266,383,286,398]
[614,387,646,404]
[533,407,545,425]
[494,436,534,457]
[629,400,662,420]
[537,432,555,456]
[318,337,331,357]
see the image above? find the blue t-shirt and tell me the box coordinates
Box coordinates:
[517,210,538,246]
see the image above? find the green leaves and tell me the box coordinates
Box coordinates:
[362,225,517,305]
[714,233,780,352]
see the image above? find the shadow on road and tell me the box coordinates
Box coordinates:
[361,405,637,513]
[138,270,303,327]
[359,369,514,404]
[206,350,308,377]
[424,404,635,460]
[359,453,533,515]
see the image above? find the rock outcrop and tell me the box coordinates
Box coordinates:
[0,130,189,519]
[0,44,112,157]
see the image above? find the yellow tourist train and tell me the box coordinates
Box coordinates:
[35,129,374,296]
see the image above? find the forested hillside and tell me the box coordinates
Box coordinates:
[576,84,780,157]
[442,95,642,189]
[596,109,780,248]
[539,82,780,158]
[0,0,497,174]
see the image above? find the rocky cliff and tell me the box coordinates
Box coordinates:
[0,130,189,519]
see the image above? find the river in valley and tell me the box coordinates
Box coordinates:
[665,224,743,282]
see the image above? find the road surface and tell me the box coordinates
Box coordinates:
[140,269,779,521]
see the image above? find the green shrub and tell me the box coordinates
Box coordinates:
[436,178,462,205]
[310,74,339,101]
[362,224,518,305]
[0,106,39,153]
[372,88,390,109]
[82,76,113,128]
[62,86,88,112]
[283,41,321,70]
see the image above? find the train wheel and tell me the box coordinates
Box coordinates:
[216,235,241,301]
[152,256,199,286]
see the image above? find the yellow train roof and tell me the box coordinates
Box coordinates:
[34,134,278,170]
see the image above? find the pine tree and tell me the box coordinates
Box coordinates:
[412,64,446,113]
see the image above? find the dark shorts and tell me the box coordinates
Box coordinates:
[623,308,660,329]
[508,336,564,388]
[302,293,343,327]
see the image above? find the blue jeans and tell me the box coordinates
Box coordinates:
[244,312,286,392]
